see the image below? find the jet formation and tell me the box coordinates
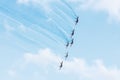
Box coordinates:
[59,16,79,70]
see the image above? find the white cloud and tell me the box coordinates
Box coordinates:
[23,48,120,80]
[64,59,120,80]
[24,48,61,67]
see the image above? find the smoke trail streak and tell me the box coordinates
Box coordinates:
[0,12,65,48]
[52,6,74,29]
[0,5,67,43]
[30,24,65,47]
[60,0,77,17]
[48,10,73,36]
[0,1,73,40]
[0,7,67,48]
[0,0,77,49]
[50,19,71,42]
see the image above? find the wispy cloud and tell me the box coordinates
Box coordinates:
[21,48,120,80]
[24,48,61,67]
[64,59,120,80]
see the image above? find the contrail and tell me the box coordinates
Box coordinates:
[61,0,77,17]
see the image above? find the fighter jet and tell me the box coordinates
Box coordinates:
[65,52,68,60]
[71,29,75,38]
[66,41,69,48]
[75,16,79,25]
[59,61,63,70]
[70,38,74,47]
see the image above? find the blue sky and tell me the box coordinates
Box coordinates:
[0,0,120,80]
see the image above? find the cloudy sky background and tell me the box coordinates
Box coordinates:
[0,0,120,80]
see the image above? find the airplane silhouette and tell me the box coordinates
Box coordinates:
[59,61,63,70]
[71,29,75,37]
[65,52,68,60]
[70,38,74,47]
[66,41,69,48]
[75,16,79,25]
